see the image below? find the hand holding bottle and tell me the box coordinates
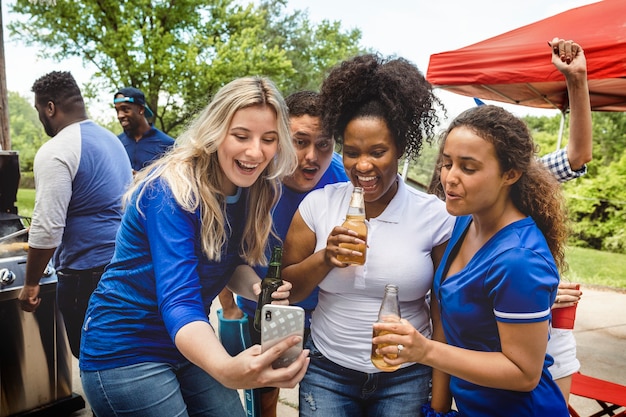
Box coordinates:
[373,318,431,369]
[372,284,402,372]
[324,225,367,268]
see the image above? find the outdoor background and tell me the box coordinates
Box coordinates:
[4,0,626,291]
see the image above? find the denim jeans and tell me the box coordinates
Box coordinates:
[299,338,432,417]
[57,268,104,358]
[81,361,245,417]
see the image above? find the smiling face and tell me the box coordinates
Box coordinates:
[342,116,400,210]
[217,105,279,195]
[282,114,335,193]
[114,94,145,136]
[440,126,514,218]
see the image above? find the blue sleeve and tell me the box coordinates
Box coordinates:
[485,248,557,324]
[141,180,209,340]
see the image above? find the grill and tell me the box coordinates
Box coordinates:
[0,150,85,416]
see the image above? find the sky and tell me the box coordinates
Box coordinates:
[1,0,600,124]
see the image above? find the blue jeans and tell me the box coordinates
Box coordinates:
[81,361,245,417]
[299,338,431,417]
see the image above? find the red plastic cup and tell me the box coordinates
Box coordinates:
[551,304,578,329]
[551,284,580,329]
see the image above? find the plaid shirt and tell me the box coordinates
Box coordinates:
[540,147,587,183]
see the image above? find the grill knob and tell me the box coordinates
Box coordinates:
[0,268,16,286]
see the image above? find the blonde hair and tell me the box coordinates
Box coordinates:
[126,77,297,264]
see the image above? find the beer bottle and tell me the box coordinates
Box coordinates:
[371,284,401,372]
[253,246,283,332]
[337,187,367,265]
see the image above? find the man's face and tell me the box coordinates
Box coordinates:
[282,114,335,193]
[114,94,144,134]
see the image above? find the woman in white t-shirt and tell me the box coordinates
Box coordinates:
[282,53,455,417]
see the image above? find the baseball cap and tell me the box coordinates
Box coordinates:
[114,87,154,118]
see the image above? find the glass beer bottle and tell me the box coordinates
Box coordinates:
[337,187,367,265]
[371,284,401,372]
[253,246,283,332]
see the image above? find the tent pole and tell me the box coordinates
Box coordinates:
[556,110,566,150]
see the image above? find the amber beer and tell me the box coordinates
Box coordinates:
[337,187,367,265]
[371,284,401,372]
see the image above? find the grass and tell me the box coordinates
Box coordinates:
[564,246,626,291]
[14,188,626,291]
[16,188,35,219]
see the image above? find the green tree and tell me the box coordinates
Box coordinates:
[7,91,47,172]
[565,154,626,253]
[523,110,626,253]
[9,0,364,137]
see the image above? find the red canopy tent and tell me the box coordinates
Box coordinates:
[426,0,626,114]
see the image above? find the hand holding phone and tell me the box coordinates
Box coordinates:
[260,304,305,369]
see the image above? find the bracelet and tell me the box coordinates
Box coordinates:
[421,401,460,417]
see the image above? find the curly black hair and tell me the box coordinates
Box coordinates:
[285,90,320,119]
[31,71,84,111]
[319,53,443,161]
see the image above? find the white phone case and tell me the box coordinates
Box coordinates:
[260,304,305,368]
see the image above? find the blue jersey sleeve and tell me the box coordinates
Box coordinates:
[141,180,209,340]
[486,248,557,324]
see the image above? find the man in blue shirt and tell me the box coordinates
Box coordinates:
[218,91,348,417]
[19,71,132,358]
[114,87,175,174]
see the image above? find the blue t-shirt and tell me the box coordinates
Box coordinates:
[237,153,348,328]
[118,127,175,171]
[80,179,246,370]
[433,215,568,416]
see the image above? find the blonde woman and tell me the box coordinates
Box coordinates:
[79,77,306,417]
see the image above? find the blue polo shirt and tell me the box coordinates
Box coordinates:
[118,127,175,171]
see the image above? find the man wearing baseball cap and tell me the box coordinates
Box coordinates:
[114,87,174,174]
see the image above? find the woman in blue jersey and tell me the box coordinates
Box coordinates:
[79,77,308,417]
[374,105,570,416]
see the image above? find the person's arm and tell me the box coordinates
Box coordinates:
[147,184,309,390]
[217,288,244,320]
[282,209,363,303]
[428,241,454,412]
[226,264,291,305]
[375,318,549,391]
[429,289,454,412]
[550,37,592,170]
[18,247,56,312]
[376,248,553,391]
[281,209,331,302]
[175,320,309,389]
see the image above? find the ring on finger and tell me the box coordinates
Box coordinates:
[397,344,404,354]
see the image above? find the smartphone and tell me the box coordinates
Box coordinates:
[260,304,305,369]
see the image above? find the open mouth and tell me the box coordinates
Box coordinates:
[237,160,259,173]
[357,175,378,191]
[301,166,319,179]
